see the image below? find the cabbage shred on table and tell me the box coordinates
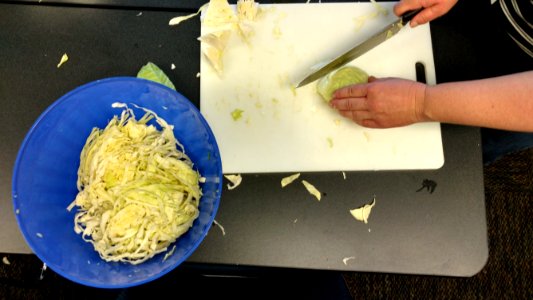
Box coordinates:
[67,106,202,265]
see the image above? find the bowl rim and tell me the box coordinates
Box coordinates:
[11,76,223,288]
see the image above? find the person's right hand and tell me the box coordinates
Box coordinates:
[394,0,459,28]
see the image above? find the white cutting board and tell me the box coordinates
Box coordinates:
[200,2,444,174]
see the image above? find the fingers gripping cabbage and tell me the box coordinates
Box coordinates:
[67,106,202,265]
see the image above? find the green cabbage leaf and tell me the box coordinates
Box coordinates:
[137,62,176,91]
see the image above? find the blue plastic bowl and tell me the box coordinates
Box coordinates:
[12,77,223,288]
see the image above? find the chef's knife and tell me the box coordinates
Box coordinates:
[295,8,422,88]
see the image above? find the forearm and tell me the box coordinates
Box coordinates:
[422,71,533,132]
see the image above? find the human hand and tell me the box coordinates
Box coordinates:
[394,0,458,27]
[329,76,428,128]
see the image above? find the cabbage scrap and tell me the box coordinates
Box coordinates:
[213,219,226,235]
[67,106,202,265]
[342,256,355,265]
[231,108,244,121]
[281,173,300,187]
[327,137,334,148]
[225,174,242,190]
[162,245,176,261]
[39,263,47,280]
[353,0,389,31]
[203,0,238,27]
[363,131,371,142]
[169,3,209,26]
[350,197,376,224]
[237,0,260,21]
[199,0,261,75]
[236,0,262,41]
[198,29,232,76]
[302,180,321,201]
[57,53,68,68]
[137,62,176,90]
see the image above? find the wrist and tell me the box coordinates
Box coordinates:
[414,82,431,122]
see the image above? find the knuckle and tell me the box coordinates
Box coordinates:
[366,99,382,113]
[344,99,355,110]
[348,86,359,96]
[366,84,379,96]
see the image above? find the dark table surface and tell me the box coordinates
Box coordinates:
[4,0,525,278]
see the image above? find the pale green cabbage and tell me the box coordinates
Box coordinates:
[316,66,369,102]
[67,105,202,265]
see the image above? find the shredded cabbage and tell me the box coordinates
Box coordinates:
[67,105,202,265]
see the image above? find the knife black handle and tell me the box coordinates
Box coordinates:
[400,8,423,26]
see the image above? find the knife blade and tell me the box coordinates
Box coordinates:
[295,9,421,88]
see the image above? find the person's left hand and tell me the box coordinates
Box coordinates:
[329,76,428,128]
